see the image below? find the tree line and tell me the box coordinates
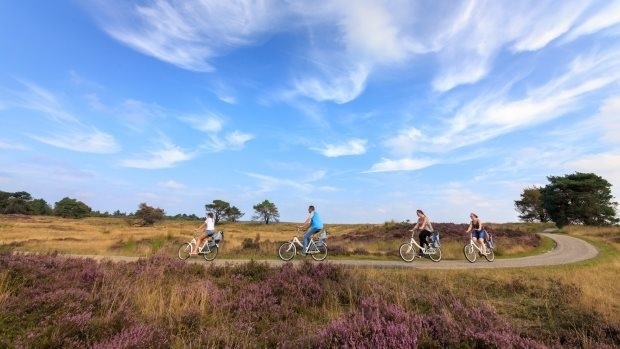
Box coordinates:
[0,190,281,226]
[2,172,617,228]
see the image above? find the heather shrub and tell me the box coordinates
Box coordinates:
[1,253,618,348]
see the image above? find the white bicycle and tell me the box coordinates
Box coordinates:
[463,233,495,263]
[178,231,223,261]
[399,230,442,262]
[278,229,328,261]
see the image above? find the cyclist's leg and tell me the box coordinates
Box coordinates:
[302,227,320,253]
[480,230,488,253]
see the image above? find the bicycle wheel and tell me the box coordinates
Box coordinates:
[203,246,218,261]
[278,242,296,261]
[311,244,328,261]
[399,243,417,262]
[463,244,477,263]
[428,247,442,262]
[178,243,192,260]
[484,248,495,262]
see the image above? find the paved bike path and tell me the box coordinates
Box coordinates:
[43,233,598,270]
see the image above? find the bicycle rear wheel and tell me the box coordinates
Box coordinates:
[428,247,442,262]
[278,242,295,261]
[484,249,495,262]
[399,243,417,262]
[203,246,218,261]
[178,243,192,260]
[311,244,328,261]
[463,244,477,263]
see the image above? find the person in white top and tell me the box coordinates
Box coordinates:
[193,212,215,254]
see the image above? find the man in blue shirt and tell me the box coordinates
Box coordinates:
[299,205,323,255]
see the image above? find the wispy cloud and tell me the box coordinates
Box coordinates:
[87,0,282,72]
[120,141,195,169]
[562,1,620,43]
[312,138,367,157]
[13,81,77,122]
[0,139,28,150]
[415,47,620,155]
[29,128,121,154]
[366,157,436,173]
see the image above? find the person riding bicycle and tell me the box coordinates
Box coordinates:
[192,212,215,254]
[298,205,323,255]
[410,209,434,257]
[465,212,488,254]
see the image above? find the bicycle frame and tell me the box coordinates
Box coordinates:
[399,233,442,262]
[278,229,328,261]
[289,236,321,253]
[463,234,495,263]
[467,236,488,254]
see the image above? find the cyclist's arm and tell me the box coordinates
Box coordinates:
[465,222,472,233]
[299,212,313,229]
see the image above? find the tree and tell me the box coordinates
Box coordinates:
[53,197,92,218]
[134,202,165,226]
[225,206,244,222]
[514,186,549,222]
[29,199,53,216]
[540,172,618,228]
[205,199,245,223]
[252,199,280,224]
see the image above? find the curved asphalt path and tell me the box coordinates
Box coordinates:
[37,232,598,270]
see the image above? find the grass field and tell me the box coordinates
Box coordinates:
[1,215,618,347]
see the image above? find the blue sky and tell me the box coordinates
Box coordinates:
[1,0,619,224]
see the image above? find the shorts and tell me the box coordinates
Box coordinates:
[204,230,215,237]
[473,230,487,240]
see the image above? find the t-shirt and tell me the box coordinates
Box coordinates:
[205,217,215,231]
[310,211,323,229]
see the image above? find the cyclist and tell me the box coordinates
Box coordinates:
[465,212,488,254]
[192,212,215,254]
[410,209,434,257]
[298,205,323,255]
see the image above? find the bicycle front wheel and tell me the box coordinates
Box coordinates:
[278,242,296,261]
[428,247,442,262]
[484,249,495,262]
[463,244,477,263]
[311,244,328,261]
[203,246,218,261]
[399,243,417,262]
[178,243,192,260]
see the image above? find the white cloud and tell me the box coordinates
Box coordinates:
[593,95,620,144]
[182,113,224,133]
[120,142,194,169]
[366,157,436,173]
[312,138,367,157]
[567,152,620,200]
[383,128,425,157]
[30,129,121,154]
[293,63,369,104]
[225,130,254,149]
[159,179,186,190]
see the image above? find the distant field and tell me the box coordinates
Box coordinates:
[0,215,551,259]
